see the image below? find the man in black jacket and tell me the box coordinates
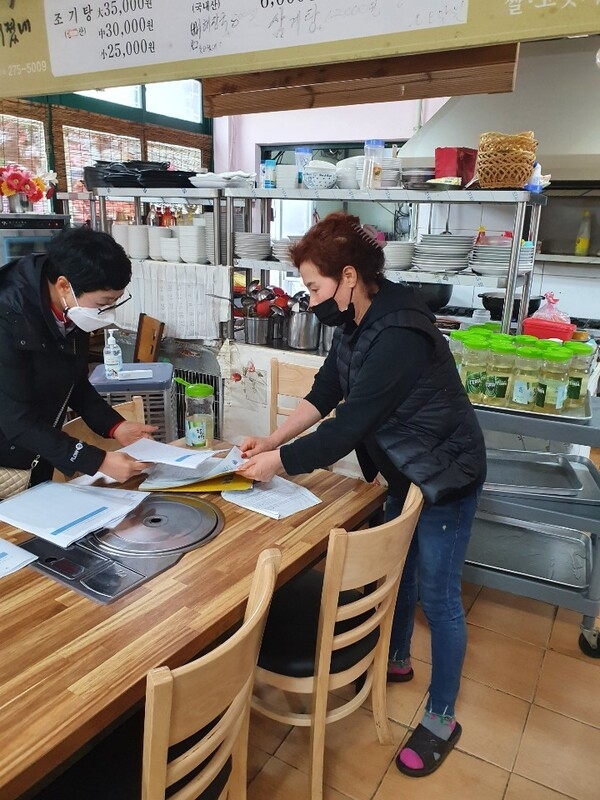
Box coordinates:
[0,226,154,488]
[239,212,486,778]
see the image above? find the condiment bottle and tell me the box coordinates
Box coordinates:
[361,139,384,189]
[562,341,595,408]
[508,347,541,410]
[535,349,571,413]
[459,337,489,402]
[184,383,214,448]
[574,210,591,256]
[513,334,538,348]
[483,341,515,406]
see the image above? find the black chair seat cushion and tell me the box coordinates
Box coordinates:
[258,568,380,678]
[29,708,231,800]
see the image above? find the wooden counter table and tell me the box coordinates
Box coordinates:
[0,470,386,800]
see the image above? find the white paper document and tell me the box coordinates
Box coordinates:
[221,476,321,519]
[0,482,148,547]
[119,439,224,469]
[139,447,245,490]
[0,539,38,578]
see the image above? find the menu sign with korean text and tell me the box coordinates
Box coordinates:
[0,1,599,99]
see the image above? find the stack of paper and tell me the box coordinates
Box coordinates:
[0,539,38,578]
[139,446,245,490]
[0,483,148,547]
[222,476,321,520]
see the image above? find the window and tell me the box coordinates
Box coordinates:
[63,125,142,223]
[0,113,51,213]
[76,85,142,109]
[146,141,203,173]
[145,80,202,124]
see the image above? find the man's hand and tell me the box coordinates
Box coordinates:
[100,451,152,482]
[113,421,157,447]
[239,434,277,458]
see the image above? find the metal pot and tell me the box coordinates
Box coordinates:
[287,311,321,350]
[478,292,543,321]
[405,282,452,312]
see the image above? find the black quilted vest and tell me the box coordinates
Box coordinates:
[336,281,486,505]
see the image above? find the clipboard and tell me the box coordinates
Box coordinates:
[157,474,253,493]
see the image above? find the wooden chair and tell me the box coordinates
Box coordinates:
[269,356,338,435]
[134,313,165,363]
[142,547,281,800]
[53,397,145,481]
[251,484,424,800]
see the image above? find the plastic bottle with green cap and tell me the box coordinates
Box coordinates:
[483,341,515,405]
[448,329,469,367]
[459,336,489,402]
[562,342,595,408]
[508,347,542,409]
[513,334,539,348]
[535,349,572,413]
[184,383,214,447]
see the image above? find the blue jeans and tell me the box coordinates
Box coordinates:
[385,488,481,718]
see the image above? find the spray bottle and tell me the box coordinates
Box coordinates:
[103,328,123,380]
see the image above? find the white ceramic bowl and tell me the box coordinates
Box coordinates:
[302,166,337,189]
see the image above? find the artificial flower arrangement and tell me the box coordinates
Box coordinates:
[0,163,57,202]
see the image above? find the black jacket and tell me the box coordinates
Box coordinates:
[280,280,486,505]
[0,253,124,483]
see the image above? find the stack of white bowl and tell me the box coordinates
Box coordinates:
[148,227,172,260]
[159,237,181,262]
[200,213,216,264]
[234,232,272,259]
[127,225,149,259]
[111,222,129,253]
[176,226,207,264]
[383,241,415,270]
[275,164,298,189]
[271,238,293,263]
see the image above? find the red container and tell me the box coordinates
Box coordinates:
[522,317,576,342]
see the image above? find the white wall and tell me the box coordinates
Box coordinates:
[213,97,447,174]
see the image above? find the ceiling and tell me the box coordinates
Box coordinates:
[202,43,519,118]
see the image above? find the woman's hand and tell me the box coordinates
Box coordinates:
[113,421,158,447]
[100,451,153,482]
[236,450,282,483]
[239,434,277,458]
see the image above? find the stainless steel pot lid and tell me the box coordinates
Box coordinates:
[90,494,225,555]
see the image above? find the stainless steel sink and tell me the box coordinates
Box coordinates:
[21,493,225,603]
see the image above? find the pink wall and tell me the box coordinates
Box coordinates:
[213,97,447,173]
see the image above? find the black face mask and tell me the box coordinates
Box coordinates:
[313,286,355,328]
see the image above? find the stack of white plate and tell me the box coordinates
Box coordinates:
[412,234,474,273]
[127,225,149,259]
[356,156,402,188]
[383,241,415,269]
[234,232,272,259]
[159,237,181,262]
[177,226,207,264]
[148,227,172,260]
[468,243,535,276]
[272,238,293,263]
[275,164,298,189]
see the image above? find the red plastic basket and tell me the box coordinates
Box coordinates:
[522,317,576,342]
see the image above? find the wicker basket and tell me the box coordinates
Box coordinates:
[475,131,537,189]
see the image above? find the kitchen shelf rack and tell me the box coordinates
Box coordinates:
[222,187,546,333]
[468,397,600,656]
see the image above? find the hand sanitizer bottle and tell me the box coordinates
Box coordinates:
[103,328,123,380]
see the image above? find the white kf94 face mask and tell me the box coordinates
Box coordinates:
[64,284,117,332]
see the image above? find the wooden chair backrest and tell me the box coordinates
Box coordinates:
[270,358,320,433]
[141,548,281,800]
[53,397,145,481]
[316,483,424,689]
[134,313,165,363]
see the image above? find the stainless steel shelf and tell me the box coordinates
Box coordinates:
[222,187,546,204]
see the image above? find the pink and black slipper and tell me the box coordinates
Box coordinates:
[395,722,462,777]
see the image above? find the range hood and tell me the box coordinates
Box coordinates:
[399,36,600,183]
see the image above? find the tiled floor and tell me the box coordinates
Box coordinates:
[246,583,600,800]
